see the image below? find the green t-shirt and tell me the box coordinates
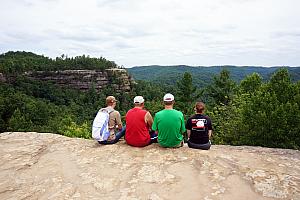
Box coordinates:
[152,109,186,147]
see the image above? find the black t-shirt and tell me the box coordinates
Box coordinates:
[185,114,212,144]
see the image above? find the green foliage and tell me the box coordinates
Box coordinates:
[128,65,300,87]
[209,68,300,149]
[0,80,97,135]
[58,117,91,139]
[8,108,33,131]
[234,69,300,149]
[0,51,124,138]
[0,51,118,74]
[239,72,262,94]
[144,100,164,116]
[175,72,197,116]
[132,80,164,101]
[205,69,236,106]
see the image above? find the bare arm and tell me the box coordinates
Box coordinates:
[145,111,153,128]
[187,130,191,139]
[208,130,212,140]
[115,111,123,131]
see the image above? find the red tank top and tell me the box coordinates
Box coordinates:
[125,107,150,147]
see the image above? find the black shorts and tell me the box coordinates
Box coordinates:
[187,140,211,150]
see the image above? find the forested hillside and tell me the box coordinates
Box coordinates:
[1,51,299,149]
[0,51,118,74]
[0,51,132,139]
[128,65,300,87]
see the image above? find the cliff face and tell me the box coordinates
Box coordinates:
[0,132,299,200]
[23,68,134,93]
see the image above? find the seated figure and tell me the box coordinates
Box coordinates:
[185,102,213,150]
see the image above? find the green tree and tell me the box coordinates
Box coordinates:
[206,69,236,106]
[9,108,33,131]
[269,68,293,103]
[239,72,262,95]
[236,69,300,149]
[176,72,197,115]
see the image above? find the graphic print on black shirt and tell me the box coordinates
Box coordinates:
[191,118,207,131]
[186,114,212,144]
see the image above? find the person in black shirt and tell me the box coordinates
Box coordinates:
[185,102,213,150]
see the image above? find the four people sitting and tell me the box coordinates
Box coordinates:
[95,94,213,149]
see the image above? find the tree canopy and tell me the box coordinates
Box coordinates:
[0,51,118,74]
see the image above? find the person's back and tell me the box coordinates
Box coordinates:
[107,107,122,141]
[97,96,125,145]
[125,108,150,147]
[186,102,212,150]
[187,114,211,144]
[152,93,186,148]
[125,96,155,147]
[153,109,185,147]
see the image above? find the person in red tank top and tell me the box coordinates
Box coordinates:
[125,96,157,147]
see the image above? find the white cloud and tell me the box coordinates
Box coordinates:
[0,0,299,67]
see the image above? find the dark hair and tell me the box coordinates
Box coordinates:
[164,101,174,106]
[195,102,205,113]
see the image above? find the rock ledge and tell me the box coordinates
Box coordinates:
[0,132,299,200]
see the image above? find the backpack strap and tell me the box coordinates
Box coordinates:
[101,106,115,114]
[104,107,116,130]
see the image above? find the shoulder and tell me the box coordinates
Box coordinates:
[145,110,152,116]
[111,110,120,116]
[141,109,148,114]
[154,110,164,118]
[190,114,197,118]
[203,115,211,120]
[145,111,153,119]
[126,108,133,114]
[155,110,163,115]
[173,109,184,116]
[187,114,196,120]
[114,110,120,114]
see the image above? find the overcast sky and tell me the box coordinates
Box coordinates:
[0,0,299,67]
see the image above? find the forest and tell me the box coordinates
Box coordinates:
[128,65,300,87]
[0,51,299,149]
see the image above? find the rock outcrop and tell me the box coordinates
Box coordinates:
[0,132,299,200]
[23,68,134,93]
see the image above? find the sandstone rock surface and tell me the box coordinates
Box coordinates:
[0,132,299,200]
[22,69,134,93]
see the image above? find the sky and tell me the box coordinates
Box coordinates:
[0,0,300,67]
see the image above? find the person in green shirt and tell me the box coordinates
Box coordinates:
[152,93,186,148]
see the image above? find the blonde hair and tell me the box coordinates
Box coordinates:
[195,102,205,114]
[106,96,116,106]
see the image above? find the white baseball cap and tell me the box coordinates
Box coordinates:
[134,96,144,104]
[163,93,174,102]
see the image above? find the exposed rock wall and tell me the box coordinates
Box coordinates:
[23,68,134,93]
[0,132,299,200]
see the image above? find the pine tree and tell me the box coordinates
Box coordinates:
[176,72,197,115]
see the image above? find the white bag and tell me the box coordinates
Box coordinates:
[92,108,113,141]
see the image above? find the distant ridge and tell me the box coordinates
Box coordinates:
[127,65,300,87]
